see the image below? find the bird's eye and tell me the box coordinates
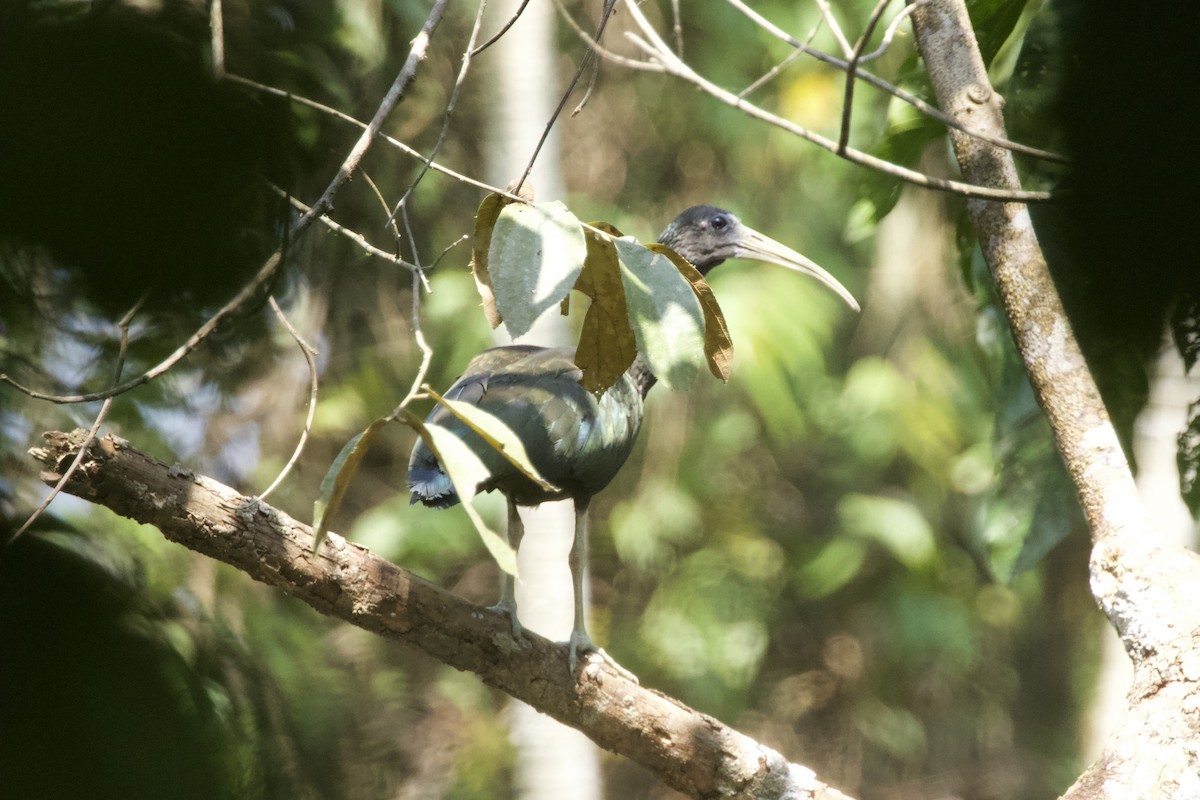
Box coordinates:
[711,214,728,230]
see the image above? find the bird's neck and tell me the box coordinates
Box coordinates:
[629,354,658,398]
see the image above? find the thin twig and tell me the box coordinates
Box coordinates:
[391,267,437,415]
[621,0,1051,201]
[10,297,145,542]
[516,0,619,190]
[388,0,489,226]
[838,0,893,155]
[225,74,530,202]
[671,0,684,58]
[723,0,1067,164]
[255,296,319,503]
[277,188,424,273]
[1,0,451,406]
[814,0,854,57]
[359,168,404,251]
[859,1,926,64]
[738,47,806,99]
[471,0,531,56]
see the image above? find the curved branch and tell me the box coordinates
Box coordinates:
[28,430,854,800]
[910,2,1200,797]
[620,0,1050,202]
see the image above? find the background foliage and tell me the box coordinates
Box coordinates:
[2,0,1194,798]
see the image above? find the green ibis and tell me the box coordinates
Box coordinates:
[408,206,858,671]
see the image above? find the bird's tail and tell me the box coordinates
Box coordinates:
[407,466,460,509]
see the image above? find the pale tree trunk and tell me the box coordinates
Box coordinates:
[1085,339,1200,760]
[479,1,603,797]
[912,2,1200,795]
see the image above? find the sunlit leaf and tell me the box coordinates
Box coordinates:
[647,242,734,383]
[574,223,638,395]
[489,200,587,338]
[422,384,558,493]
[614,237,706,390]
[398,409,518,577]
[423,424,517,575]
[312,416,390,552]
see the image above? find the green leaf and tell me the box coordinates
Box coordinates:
[647,243,734,384]
[312,416,390,552]
[969,0,1031,67]
[489,200,587,338]
[614,237,706,390]
[422,384,559,493]
[419,421,519,576]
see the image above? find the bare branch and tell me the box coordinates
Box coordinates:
[911,4,1200,794]
[837,0,893,155]
[255,296,319,503]
[723,0,1068,164]
[11,297,143,541]
[28,430,856,800]
[621,0,1050,202]
[2,1,451,407]
[389,0,489,226]
[225,74,528,203]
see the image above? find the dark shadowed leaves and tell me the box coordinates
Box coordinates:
[312,416,391,552]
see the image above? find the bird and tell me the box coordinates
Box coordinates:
[408,205,858,672]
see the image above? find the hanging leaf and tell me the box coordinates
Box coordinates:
[573,223,638,395]
[489,200,587,338]
[614,237,706,390]
[422,384,559,492]
[397,408,518,576]
[312,416,391,552]
[470,193,512,329]
[647,242,734,383]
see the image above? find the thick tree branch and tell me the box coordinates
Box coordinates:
[911,2,1200,796]
[29,430,853,800]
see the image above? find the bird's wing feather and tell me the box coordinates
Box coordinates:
[408,346,644,507]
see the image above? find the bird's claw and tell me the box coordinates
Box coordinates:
[488,599,523,638]
[567,634,638,684]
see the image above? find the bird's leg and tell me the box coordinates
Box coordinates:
[490,497,524,637]
[567,497,637,682]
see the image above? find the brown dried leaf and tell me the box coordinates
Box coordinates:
[574,223,637,395]
[470,192,512,329]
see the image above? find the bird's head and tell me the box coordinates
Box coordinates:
[657,205,860,312]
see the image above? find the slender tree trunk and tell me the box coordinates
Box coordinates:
[911,2,1200,795]
[480,1,603,797]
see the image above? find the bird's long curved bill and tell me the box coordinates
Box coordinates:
[736,228,860,312]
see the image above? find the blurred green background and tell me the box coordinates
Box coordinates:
[3,0,1196,798]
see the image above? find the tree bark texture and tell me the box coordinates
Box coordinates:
[29,429,853,800]
[911,2,1200,796]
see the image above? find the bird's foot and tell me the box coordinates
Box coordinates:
[567,632,638,684]
[488,598,523,638]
